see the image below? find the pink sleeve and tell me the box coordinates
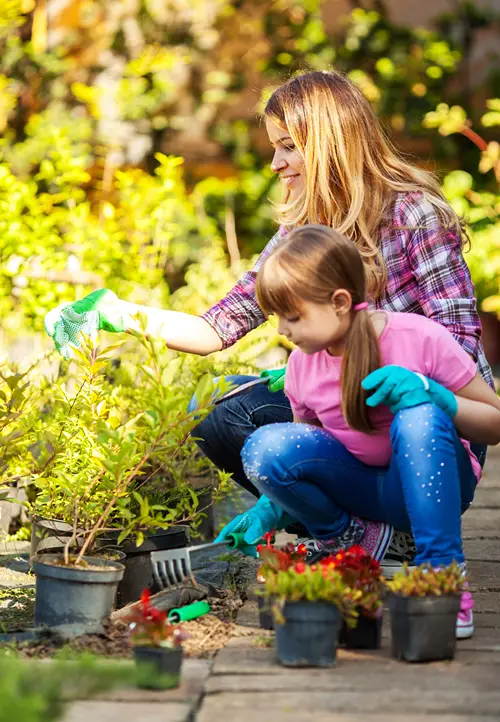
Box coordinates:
[423,320,478,391]
[284,351,316,419]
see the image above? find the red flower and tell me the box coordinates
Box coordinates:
[294,561,306,574]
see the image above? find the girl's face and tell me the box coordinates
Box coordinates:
[276,292,352,355]
[266,117,305,202]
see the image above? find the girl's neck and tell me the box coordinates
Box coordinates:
[326,311,387,357]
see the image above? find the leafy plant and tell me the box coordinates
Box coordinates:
[127,588,187,649]
[258,541,363,626]
[0,651,137,722]
[325,545,383,618]
[385,562,464,597]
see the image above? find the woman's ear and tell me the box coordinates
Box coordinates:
[331,289,353,316]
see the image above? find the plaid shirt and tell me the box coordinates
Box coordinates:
[202,192,494,388]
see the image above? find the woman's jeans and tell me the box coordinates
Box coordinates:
[241,405,478,567]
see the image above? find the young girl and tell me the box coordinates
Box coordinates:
[216,225,500,639]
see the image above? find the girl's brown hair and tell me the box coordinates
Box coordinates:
[264,70,466,298]
[256,225,380,433]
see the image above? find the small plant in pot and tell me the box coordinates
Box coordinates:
[128,588,188,689]
[28,335,223,629]
[386,562,464,663]
[259,542,362,667]
[332,545,383,650]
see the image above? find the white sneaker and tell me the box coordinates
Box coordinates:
[456,589,474,639]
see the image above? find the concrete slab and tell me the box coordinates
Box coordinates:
[63,701,190,722]
[463,539,500,561]
[198,698,498,722]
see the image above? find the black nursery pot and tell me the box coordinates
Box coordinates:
[133,646,183,689]
[33,553,125,633]
[96,526,190,607]
[257,595,274,630]
[30,517,76,560]
[275,601,341,668]
[339,610,382,650]
[388,593,460,663]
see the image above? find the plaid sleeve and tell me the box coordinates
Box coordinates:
[400,194,482,362]
[201,229,284,349]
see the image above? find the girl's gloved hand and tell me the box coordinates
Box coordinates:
[44,289,127,357]
[362,365,458,417]
[259,367,286,392]
[214,495,295,557]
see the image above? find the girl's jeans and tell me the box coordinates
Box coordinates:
[241,404,478,567]
[190,375,486,559]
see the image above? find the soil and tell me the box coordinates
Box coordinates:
[13,589,250,659]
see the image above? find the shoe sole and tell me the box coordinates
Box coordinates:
[381,562,416,579]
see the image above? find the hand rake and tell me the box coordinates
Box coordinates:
[151,532,252,589]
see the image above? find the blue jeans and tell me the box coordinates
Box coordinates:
[241,404,478,567]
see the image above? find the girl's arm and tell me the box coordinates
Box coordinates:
[454,374,500,445]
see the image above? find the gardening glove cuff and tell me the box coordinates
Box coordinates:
[426,377,458,418]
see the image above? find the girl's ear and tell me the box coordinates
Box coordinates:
[331,289,352,316]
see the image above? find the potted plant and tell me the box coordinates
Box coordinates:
[258,541,361,667]
[386,563,463,663]
[332,545,383,650]
[28,334,224,628]
[128,588,188,689]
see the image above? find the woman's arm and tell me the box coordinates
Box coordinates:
[454,374,500,445]
[121,303,223,355]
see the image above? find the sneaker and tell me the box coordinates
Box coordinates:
[381,530,417,579]
[456,589,474,639]
[298,518,394,565]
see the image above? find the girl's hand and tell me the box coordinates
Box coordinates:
[362,365,458,417]
[259,367,286,392]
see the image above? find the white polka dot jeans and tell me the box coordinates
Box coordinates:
[241,403,477,567]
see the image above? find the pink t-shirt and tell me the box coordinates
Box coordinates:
[285,312,481,481]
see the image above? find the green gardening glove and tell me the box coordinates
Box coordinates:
[259,367,286,392]
[44,289,126,358]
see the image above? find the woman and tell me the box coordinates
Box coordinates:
[45,71,493,606]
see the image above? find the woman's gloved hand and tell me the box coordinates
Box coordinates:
[44,289,127,357]
[214,495,295,557]
[362,365,458,417]
[259,367,286,392]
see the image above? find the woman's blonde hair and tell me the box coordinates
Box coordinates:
[256,224,380,433]
[264,70,466,298]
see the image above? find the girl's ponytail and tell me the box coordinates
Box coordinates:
[341,307,380,433]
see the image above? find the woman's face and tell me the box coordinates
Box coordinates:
[266,117,305,202]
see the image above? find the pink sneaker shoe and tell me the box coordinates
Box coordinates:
[307,518,394,564]
[456,589,474,639]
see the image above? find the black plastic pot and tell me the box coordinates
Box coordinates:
[133,646,182,689]
[257,595,274,630]
[275,601,341,668]
[33,553,125,631]
[30,517,77,560]
[339,611,382,650]
[96,526,190,607]
[388,593,460,663]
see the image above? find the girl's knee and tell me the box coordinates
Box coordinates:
[241,422,316,488]
[391,403,453,444]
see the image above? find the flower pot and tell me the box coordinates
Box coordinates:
[30,517,78,561]
[388,593,460,663]
[96,526,190,607]
[133,646,182,689]
[339,610,382,650]
[257,595,274,630]
[275,601,342,668]
[33,553,125,631]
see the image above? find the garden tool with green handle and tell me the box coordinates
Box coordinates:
[214,366,286,405]
[151,532,260,590]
